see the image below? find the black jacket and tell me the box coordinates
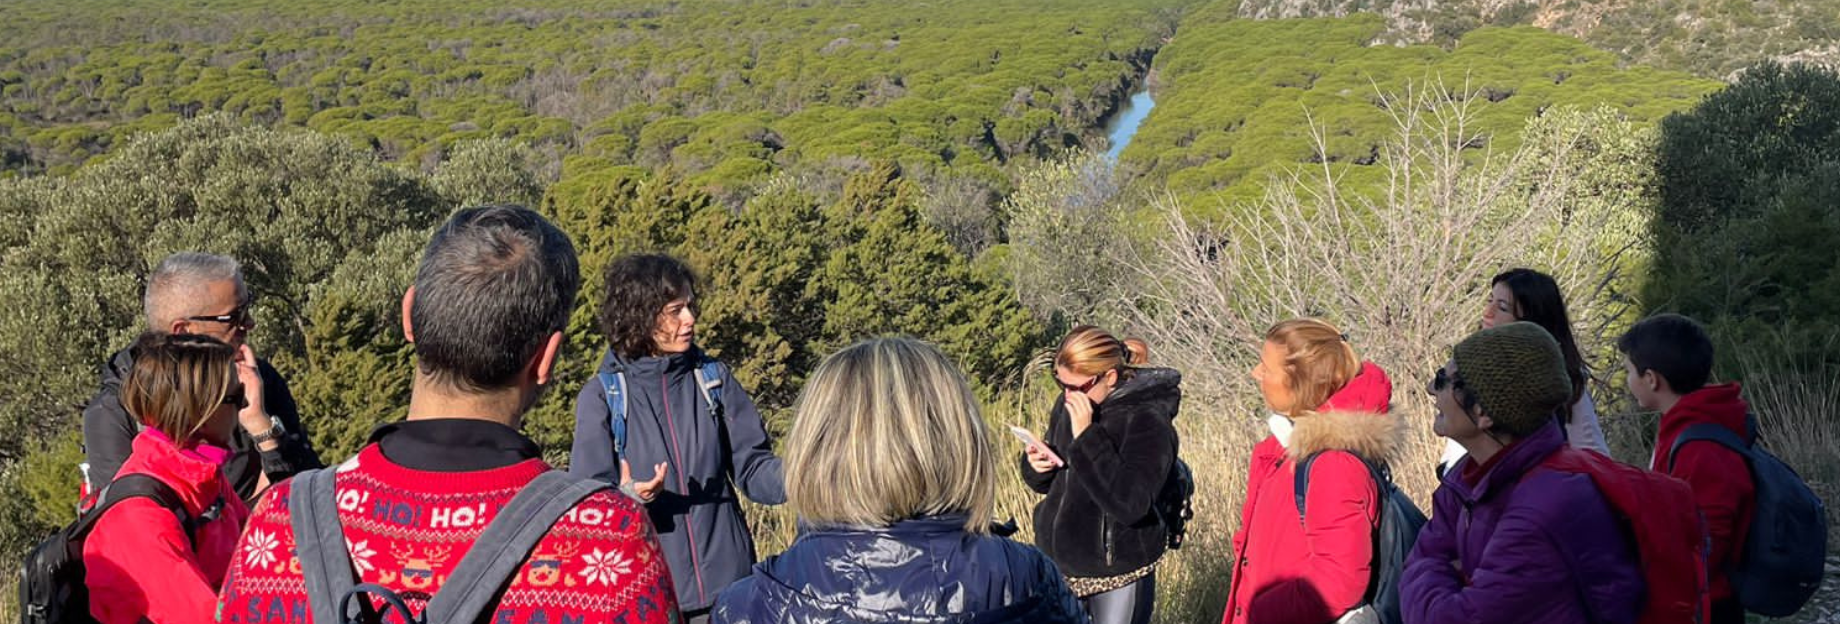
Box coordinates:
[82,347,322,502]
[710,515,1087,624]
[1021,367,1181,578]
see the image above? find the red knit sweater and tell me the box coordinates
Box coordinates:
[215,444,678,624]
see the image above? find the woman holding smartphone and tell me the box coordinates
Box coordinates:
[1020,325,1181,624]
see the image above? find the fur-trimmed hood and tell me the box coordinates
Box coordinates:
[1285,361,1403,464]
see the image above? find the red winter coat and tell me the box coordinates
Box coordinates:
[1650,383,1755,602]
[1224,362,1398,624]
[83,429,250,624]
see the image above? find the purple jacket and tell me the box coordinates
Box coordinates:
[1401,422,1644,624]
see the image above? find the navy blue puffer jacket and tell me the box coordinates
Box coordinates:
[711,515,1089,624]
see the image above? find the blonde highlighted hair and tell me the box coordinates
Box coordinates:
[121,332,240,444]
[1052,325,1150,376]
[1264,318,1361,417]
[785,337,996,533]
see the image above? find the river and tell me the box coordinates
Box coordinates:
[1103,88,1155,161]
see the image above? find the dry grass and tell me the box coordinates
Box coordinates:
[14,84,1836,624]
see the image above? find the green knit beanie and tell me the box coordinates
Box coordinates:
[1450,321,1572,437]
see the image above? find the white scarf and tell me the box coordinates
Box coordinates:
[1266,413,1295,449]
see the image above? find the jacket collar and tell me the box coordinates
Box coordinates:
[800,514,972,539]
[369,418,541,472]
[1658,383,1750,445]
[1441,420,1566,503]
[102,347,134,391]
[599,346,704,376]
[1285,362,1401,463]
[118,429,231,517]
[1095,367,1182,421]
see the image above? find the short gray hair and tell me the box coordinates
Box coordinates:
[144,252,246,329]
[410,205,580,392]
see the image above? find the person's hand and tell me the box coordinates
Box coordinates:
[1025,442,1061,473]
[1066,392,1094,438]
[621,459,669,503]
[233,343,272,440]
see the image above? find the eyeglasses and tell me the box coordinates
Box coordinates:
[1057,372,1105,393]
[187,305,254,329]
[222,385,248,411]
[1430,367,1461,393]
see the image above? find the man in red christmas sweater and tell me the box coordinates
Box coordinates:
[216,205,679,624]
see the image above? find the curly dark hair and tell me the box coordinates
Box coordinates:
[598,253,699,359]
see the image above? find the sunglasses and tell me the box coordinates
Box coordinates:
[1057,372,1106,393]
[222,385,249,411]
[1429,367,1461,393]
[187,305,254,329]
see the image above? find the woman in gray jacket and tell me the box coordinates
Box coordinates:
[570,253,786,624]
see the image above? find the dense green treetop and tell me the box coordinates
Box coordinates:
[1123,8,1722,213]
[1647,63,1840,372]
[0,0,1185,179]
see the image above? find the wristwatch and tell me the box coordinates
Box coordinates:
[249,417,286,444]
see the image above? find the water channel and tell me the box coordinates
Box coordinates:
[1102,88,1155,161]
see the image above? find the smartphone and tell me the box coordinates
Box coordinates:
[1008,425,1064,467]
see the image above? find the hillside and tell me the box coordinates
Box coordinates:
[0,0,1184,182]
[1,1,1837,622]
[1120,10,1720,211]
[1234,0,1840,78]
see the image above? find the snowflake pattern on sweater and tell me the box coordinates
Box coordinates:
[215,444,679,624]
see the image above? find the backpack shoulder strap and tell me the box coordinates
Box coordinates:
[1668,422,1752,472]
[290,468,358,624]
[1293,452,1321,520]
[1294,451,1390,521]
[73,474,192,539]
[599,369,629,458]
[694,357,724,418]
[424,471,609,624]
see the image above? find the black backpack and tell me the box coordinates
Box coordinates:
[1154,459,1195,549]
[17,474,218,624]
[1670,416,1829,617]
[291,468,609,624]
[1295,452,1427,624]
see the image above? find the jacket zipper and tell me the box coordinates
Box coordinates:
[1457,501,1473,576]
[1103,521,1114,567]
[661,375,708,604]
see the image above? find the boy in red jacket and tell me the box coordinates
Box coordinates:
[1618,313,1754,624]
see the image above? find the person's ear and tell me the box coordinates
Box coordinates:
[1105,368,1119,386]
[533,331,565,386]
[400,287,416,343]
[168,318,190,335]
[1473,409,1495,432]
[1643,369,1671,395]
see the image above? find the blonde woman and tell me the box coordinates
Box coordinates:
[82,332,253,624]
[1022,325,1180,624]
[1224,319,1399,624]
[711,337,1084,624]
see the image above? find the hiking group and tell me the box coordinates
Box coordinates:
[22,204,1826,624]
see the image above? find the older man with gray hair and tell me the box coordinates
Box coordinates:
[81,252,321,502]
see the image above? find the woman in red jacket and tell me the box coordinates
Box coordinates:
[1224,319,1400,624]
[83,332,253,624]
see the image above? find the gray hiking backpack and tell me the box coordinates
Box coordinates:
[290,468,608,624]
